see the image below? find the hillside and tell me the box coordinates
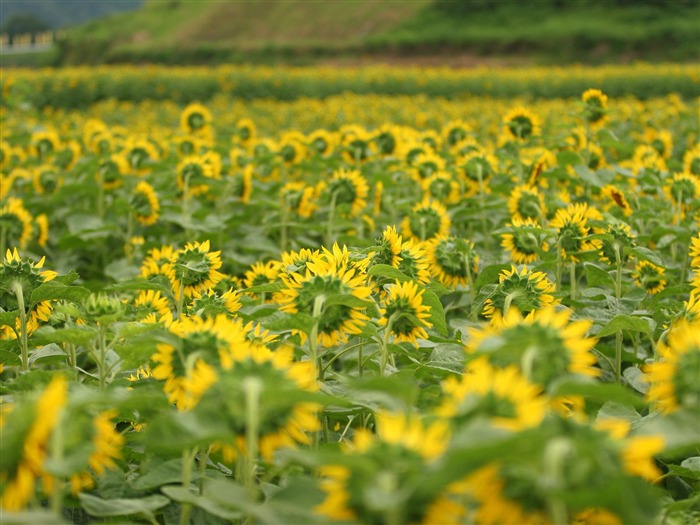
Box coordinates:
[0,0,143,30]
[51,0,700,66]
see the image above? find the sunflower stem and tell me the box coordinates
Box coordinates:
[11,281,29,372]
[615,251,623,384]
[0,223,7,263]
[380,313,398,377]
[198,447,210,496]
[179,447,198,525]
[97,324,108,390]
[182,171,192,238]
[326,191,338,246]
[125,211,134,264]
[243,377,262,504]
[569,262,577,301]
[176,281,185,320]
[50,407,65,518]
[464,253,477,321]
[476,163,488,240]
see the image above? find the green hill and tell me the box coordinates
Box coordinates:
[57,0,700,66]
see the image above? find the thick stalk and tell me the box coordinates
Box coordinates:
[97,324,108,390]
[615,251,623,384]
[243,377,262,503]
[464,253,477,321]
[11,282,29,371]
[179,447,197,525]
[326,191,338,246]
[569,262,577,301]
[176,282,186,320]
[380,314,398,377]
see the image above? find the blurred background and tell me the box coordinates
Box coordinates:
[1,0,698,68]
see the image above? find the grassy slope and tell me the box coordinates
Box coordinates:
[58,0,700,66]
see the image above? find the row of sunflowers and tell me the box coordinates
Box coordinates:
[2,62,698,109]
[1,79,700,524]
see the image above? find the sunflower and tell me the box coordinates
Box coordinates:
[373,124,403,157]
[277,134,307,166]
[633,260,666,295]
[411,151,446,181]
[278,250,371,347]
[35,214,49,248]
[281,182,317,219]
[314,413,450,524]
[180,102,212,134]
[426,235,479,289]
[507,184,546,222]
[174,134,206,157]
[503,107,541,141]
[279,248,320,279]
[97,154,130,190]
[32,165,62,195]
[307,128,336,157]
[401,198,451,243]
[30,129,61,160]
[169,240,225,299]
[123,136,160,175]
[442,119,473,147]
[177,154,217,197]
[458,463,551,525]
[645,319,700,414]
[421,171,461,204]
[599,222,636,265]
[140,245,176,279]
[151,314,249,410]
[682,143,700,177]
[642,127,673,160]
[131,181,160,226]
[437,356,547,431]
[397,239,431,286]
[1,248,56,339]
[340,126,376,163]
[69,410,124,494]
[500,217,549,265]
[467,306,600,388]
[243,260,282,296]
[600,184,633,217]
[0,375,67,511]
[188,288,241,318]
[205,343,320,464]
[229,164,253,204]
[133,290,172,321]
[234,118,256,148]
[456,150,497,197]
[549,203,604,263]
[482,265,558,319]
[324,169,369,219]
[581,88,609,127]
[379,280,432,346]
[369,225,403,268]
[690,234,700,269]
[0,197,33,249]
[664,172,700,220]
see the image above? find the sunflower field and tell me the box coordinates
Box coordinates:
[1,64,700,525]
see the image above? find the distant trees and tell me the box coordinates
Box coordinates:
[434,0,697,15]
[1,13,50,44]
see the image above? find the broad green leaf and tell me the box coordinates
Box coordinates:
[28,343,67,366]
[681,457,700,472]
[31,326,96,346]
[596,401,641,424]
[473,264,512,292]
[131,458,187,490]
[323,293,375,309]
[261,312,315,334]
[78,493,170,517]
[0,511,69,525]
[30,282,90,306]
[421,289,447,336]
[240,282,285,294]
[0,310,19,328]
[623,366,649,394]
[584,262,615,289]
[597,314,654,338]
[631,247,664,267]
[368,264,411,282]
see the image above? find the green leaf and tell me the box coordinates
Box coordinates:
[623,367,649,394]
[0,310,19,328]
[240,282,285,294]
[261,312,315,334]
[0,511,69,525]
[28,343,67,366]
[596,401,641,424]
[30,282,90,306]
[631,247,664,267]
[574,165,603,187]
[368,264,411,282]
[323,293,374,309]
[107,276,174,299]
[78,493,170,518]
[551,379,646,408]
[31,326,96,346]
[597,314,654,338]
[680,457,700,473]
[584,262,615,289]
[420,289,447,336]
[131,458,187,490]
[473,264,511,292]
